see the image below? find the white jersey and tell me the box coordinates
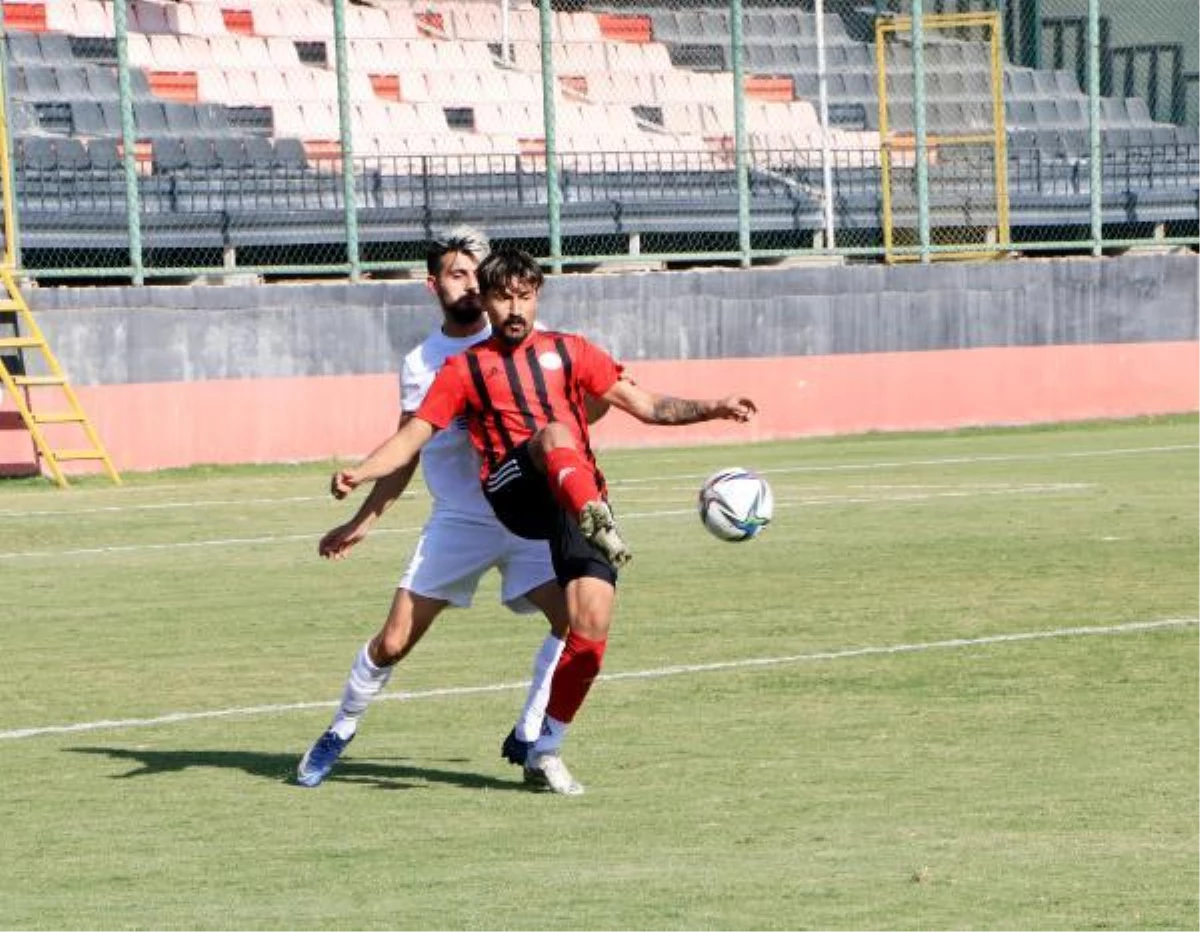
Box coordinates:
[399,323,494,521]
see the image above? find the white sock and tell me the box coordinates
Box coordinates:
[329,642,393,740]
[515,634,566,742]
[531,715,569,756]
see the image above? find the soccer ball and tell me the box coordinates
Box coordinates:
[698,468,773,542]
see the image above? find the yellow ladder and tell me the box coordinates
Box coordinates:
[0,268,121,487]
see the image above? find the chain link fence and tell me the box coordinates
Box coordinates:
[1,0,1196,281]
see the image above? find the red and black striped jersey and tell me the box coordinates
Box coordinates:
[416,330,624,481]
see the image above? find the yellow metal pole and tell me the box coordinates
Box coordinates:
[0,54,16,270]
[876,18,895,262]
[990,11,1011,248]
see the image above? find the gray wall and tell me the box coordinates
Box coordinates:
[22,253,1198,386]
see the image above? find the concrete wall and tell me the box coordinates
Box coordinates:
[21,253,1197,385]
[2,253,1196,474]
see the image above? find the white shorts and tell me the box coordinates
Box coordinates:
[398,512,555,614]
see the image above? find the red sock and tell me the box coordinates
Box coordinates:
[543,446,601,516]
[545,630,608,724]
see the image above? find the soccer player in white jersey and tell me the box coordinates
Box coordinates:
[296,227,572,787]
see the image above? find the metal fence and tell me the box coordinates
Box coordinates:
[1,0,1196,281]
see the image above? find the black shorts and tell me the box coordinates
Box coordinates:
[483,442,618,588]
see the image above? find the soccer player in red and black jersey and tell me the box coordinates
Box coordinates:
[333,248,756,794]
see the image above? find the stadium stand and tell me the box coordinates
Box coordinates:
[2,0,1196,269]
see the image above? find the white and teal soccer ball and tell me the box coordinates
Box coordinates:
[698,468,773,542]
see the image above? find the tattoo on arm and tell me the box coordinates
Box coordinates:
[650,396,710,425]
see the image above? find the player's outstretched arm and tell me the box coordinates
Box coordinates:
[331,417,436,500]
[601,378,757,426]
[319,454,419,559]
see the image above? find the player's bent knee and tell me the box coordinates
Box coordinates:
[568,599,612,641]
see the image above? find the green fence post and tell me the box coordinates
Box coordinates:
[539,0,562,273]
[1087,0,1102,256]
[332,0,361,281]
[730,0,751,268]
[912,0,931,263]
[114,0,144,284]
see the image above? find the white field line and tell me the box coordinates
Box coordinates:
[0,494,332,519]
[1,617,1193,743]
[0,482,1094,561]
[610,443,1196,486]
[0,443,1191,519]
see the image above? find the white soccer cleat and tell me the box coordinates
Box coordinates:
[523,751,586,796]
[579,501,632,568]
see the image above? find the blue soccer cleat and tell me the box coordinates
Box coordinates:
[500,728,532,767]
[296,729,353,787]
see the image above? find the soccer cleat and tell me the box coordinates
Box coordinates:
[295,729,353,787]
[523,751,585,796]
[578,501,632,568]
[501,728,533,767]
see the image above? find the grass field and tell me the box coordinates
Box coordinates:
[1,417,1196,931]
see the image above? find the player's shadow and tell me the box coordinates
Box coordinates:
[66,746,525,792]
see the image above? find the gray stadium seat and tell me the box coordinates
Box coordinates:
[273,137,309,169]
[6,64,29,95]
[152,136,189,173]
[71,100,116,135]
[6,33,45,65]
[195,103,232,135]
[162,102,198,136]
[8,100,42,134]
[133,101,169,136]
[214,136,251,171]
[36,34,74,64]
[56,137,89,170]
[55,65,91,98]
[15,136,58,172]
[1005,68,1036,97]
[86,137,121,169]
[85,65,120,98]
[1124,97,1152,124]
[241,136,277,169]
[183,137,221,171]
[22,64,59,97]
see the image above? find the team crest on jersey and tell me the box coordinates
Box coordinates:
[538,352,563,370]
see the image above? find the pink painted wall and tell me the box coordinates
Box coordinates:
[1,342,1196,476]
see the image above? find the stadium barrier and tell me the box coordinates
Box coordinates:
[0,252,1194,474]
[0,0,1196,280]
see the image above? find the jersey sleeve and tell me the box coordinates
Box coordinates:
[415,360,467,429]
[571,334,624,398]
[399,354,422,414]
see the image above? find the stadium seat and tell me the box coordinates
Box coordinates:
[344,5,390,40]
[152,135,189,172]
[6,33,46,65]
[8,100,42,134]
[71,99,119,135]
[135,100,171,136]
[6,65,30,96]
[56,63,93,98]
[383,6,419,40]
[265,36,304,68]
[273,136,309,168]
[14,136,60,173]
[130,1,172,34]
[20,63,60,97]
[170,2,229,37]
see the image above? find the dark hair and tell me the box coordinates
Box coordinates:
[426,225,490,276]
[477,248,545,295]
